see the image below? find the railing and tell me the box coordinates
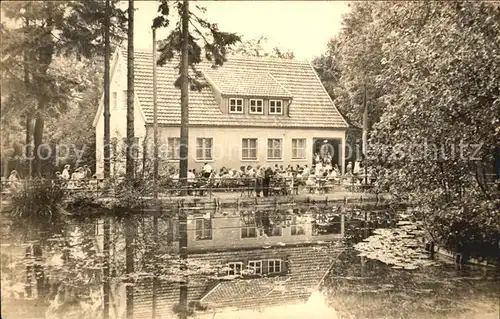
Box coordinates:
[1,174,376,199]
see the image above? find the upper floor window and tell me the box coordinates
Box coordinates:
[112,92,118,110]
[248,260,262,275]
[249,99,264,114]
[196,138,213,161]
[226,262,243,276]
[268,259,282,274]
[269,100,283,115]
[229,98,243,113]
[120,90,128,108]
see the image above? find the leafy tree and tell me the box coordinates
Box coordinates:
[231,35,295,59]
[1,1,126,177]
[313,2,386,128]
[312,38,342,101]
[334,1,500,257]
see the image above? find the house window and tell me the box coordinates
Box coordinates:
[267,139,282,160]
[268,226,282,236]
[268,259,282,274]
[248,260,262,275]
[269,100,283,115]
[241,226,257,238]
[229,98,243,113]
[242,138,258,160]
[196,138,213,161]
[195,218,212,240]
[121,90,128,108]
[226,262,243,276]
[292,138,306,159]
[291,216,305,235]
[112,92,118,110]
[249,99,263,114]
[167,137,181,160]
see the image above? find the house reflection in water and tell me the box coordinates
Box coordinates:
[133,207,345,318]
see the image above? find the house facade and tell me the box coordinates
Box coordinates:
[93,49,349,177]
[93,205,344,317]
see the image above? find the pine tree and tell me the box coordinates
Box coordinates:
[153,0,241,187]
[153,2,240,317]
[1,1,126,177]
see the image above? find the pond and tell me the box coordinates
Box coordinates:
[1,206,498,319]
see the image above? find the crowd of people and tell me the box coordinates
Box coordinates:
[2,159,371,196]
[55,164,93,181]
[162,159,369,197]
[1,165,96,193]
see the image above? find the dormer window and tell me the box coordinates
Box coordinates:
[229,98,243,113]
[249,99,264,114]
[269,100,283,115]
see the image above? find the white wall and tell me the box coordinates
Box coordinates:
[146,126,346,174]
[95,54,146,178]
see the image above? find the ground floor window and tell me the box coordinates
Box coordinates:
[261,226,282,237]
[291,216,305,235]
[167,137,181,160]
[195,218,212,240]
[292,138,306,159]
[241,226,257,238]
[267,138,282,160]
[242,138,258,160]
[196,137,213,161]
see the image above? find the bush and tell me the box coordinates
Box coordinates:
[423,197,500,261]
[9,178,68,239]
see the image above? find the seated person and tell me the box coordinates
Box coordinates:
[187,169,196,184]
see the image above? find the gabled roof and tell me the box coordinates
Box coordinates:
[133,243,343,318]
[117,49,348,128]
[202,68,293,98]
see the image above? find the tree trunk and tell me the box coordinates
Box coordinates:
[33,243,46,300]
[103,0,111,179]
[24,18,33,178]
[25,246,33,298]
[178,205,188,319]
[126,0,135,181]
[179,2,190,318]
[125,216,135,319]
[33,109,44,177]
[32,2,54,178]
[25,115,33,177]
[179,0,190,192]
[152,216,158,319]
[125,1,135,317]
[103,217,110,319]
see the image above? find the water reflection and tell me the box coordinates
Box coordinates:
[198,291,338,319]
[1,205,498,319]
[325,248,500,319]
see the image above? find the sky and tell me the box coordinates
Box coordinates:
[131,1,350,60]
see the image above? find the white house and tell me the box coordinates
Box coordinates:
[92,48,349,177]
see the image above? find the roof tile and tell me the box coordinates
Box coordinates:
[121,49,347,128]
